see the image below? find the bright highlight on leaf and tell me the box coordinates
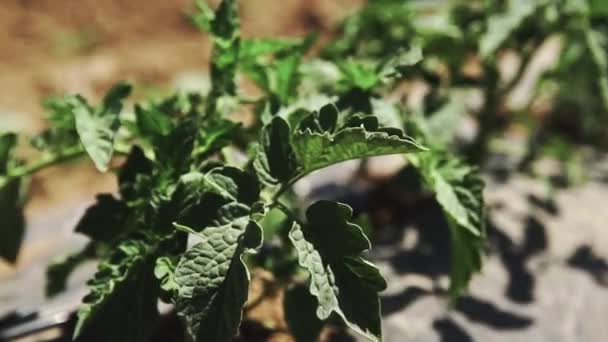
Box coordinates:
[75,82,132,172]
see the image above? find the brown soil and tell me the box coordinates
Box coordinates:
[0,0,361,128]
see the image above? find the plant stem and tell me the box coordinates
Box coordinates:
[273,200,305,227]
[7,146,85,179]
[7,144,133,180]
[270,174,304,204]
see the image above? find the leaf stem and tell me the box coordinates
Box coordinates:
[273,200,305,227]
[270,173,304,204]
[7,146,85,179]
[7,144,133,180]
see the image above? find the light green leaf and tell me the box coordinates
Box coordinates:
[585,28,608,112]
[75,194,129,243]
[408,152,485,299]
[284,283,324,342]
[46,243,96,297]
[0,132,16,174]
[378,45,423,80]
[480,0,544,58]
[174,203,262,342]
[194,118,240,158]
[155,256,179,301]
[590,0,608,16]
[292,124,425,177]
[0,178,25,264]
[289,201,386,342]
[75,82,132,172]
[206,0,241,111]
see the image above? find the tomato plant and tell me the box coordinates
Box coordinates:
[0,1,494,341]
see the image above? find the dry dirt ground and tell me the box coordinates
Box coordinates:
[0,0,361,220]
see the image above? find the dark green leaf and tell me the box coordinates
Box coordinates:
[585,28,608,112]
[254,116,298,184]
[46,243,96,297]
[378,45,423,80]
[240,38,302,62]
[337,59,380,90]
[0,178,25,264]
[291,123,425,176]
[289,201,386,342]
[174,203,262,342]
[155,256,179,301]
[189,0,215,32]
[74,236,161,342]
[194,118,240,158]
[75,194,129,243]
[0,132,17,174]
[135,104,174,139]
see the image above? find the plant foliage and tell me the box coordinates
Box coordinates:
[0,0,508,341]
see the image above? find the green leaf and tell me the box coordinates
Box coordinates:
[74,236,161,342]
[480,0,544,58]
[0,132,17,174]
[190,0,216,32]
[194,118,240,158]
[337,59,380,90]
[590,0,608,16]
[378,45,423,80]
[240,38,302,62]
[174,203,262,342]
[254,116,298,184]
[240,35,316,104]
[46,243,96,297]
[585,28,608,112]
[75,194,129,243]
[31,97,80,152]
[255,112,425,184]
[284,283,324,342]
[207,0,241,112]
[177,166,260,213]
[0,178,25,264]
[408,152,485,299]
[289,201,386,342]
[75,82,132,172]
